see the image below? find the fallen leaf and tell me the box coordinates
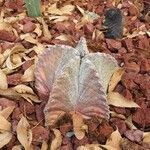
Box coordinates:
[0,69,8,90]
[33,24,42,37]
[108,68,124,92]
[77,144,102,150]
[0,114,11,131]
[110,111,126,120]
[107,92,140,108]
[41,18,52,39]
[49,16,69,23]
[102,129,122,150]
[50,129,62,150]
[12,145,23,150]
[21,65,35,82]
[41,141,48,150]
[14,84,34,94]
[143,132,150,144]
[16,116,32,150]
[55,34,70,41]
[20,93,41,103]
[0,106,15,119]
[0,131,13,148]
[60,5,75,15]
[125,115,137,130]
[72,112,88,140]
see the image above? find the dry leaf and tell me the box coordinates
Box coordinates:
[41,141,48,150]
[106,129,122,149]
[0,69,8,90]
[0,114,11,131]
[143,132,150,144]
[108,68,124,92]
[16,116,32,150]
[125,115,137,130]
[20,34,37,44]
[49,16,69,23]
[35,37,117,126]
[34,24,42,37]
[60,5,75,15]
[110,111,126,120]
[107,92,140,108]
[55,34,70,41]
[12,145,23,150]
[0,106,15,119]
[0,131,13,148]
[72,112,88,140]
[5,45,25,70]
[41,18,52,39]
[14,84,34,94]
[21,65,35,82]
[20,93,41,103]
[50,129,62,150]
[77,144,102,150]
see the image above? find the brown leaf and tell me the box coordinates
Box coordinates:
[0,131,13,149]
[14,84,34,94]
[107,92,140,108]
[143,132,150,144]
[0,114,11,131]
[41,141,48,150]
[108,68,124,92]
[0,106,15,119]
[21,65,35,82]
[16,116,32,150]
[72,112,88,140]
[12,145,23,150]
[0,68,8,90]
[77,144,102,150]
[50,129,62,150]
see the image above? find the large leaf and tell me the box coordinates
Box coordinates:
[35,37,118,126]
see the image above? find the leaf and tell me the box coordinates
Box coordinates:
[125,115,137,130]
[41,18,52,39]
[14,84,34,94]
[16,116,32,150]
[12,145,23,150]
[0,69,8,90]
[105,129,122,150]
[41,141,48,150]
[107,92,140,108]
[108,68,124,92]
[0,131,13,148]
[21,65,35,82]
[143,132,150,143]
[5,45,25,70]
[0,114,11,131]
[77,144,102,150]
[35,37,117,125]
[50,129,62,150]
[35,44,79,100]
[0,106,15,119]
[72,112,88,140]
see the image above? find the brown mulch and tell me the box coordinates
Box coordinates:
[0,0,150,149]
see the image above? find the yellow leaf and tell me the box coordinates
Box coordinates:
[34,24,42,37]
[108,68,124,92]
[20,93,41,103]
[72,112,87,140]
[107,92,140,108]
[50,129,62,150]
[41,18,52,39]
[143,132,150,144]
[14,84,34,94]
[12,145,23,150]
[21,65,35,82]
[77,144,102,150]
[0,131,12,148]
[41,141,48,150]
[0,69,8,90]
[125,115,137,130]
[60,5,75,15]
[0,114,11,131]
[0,106,15,119]
[105,129,122,150]
[16,116,32,150]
